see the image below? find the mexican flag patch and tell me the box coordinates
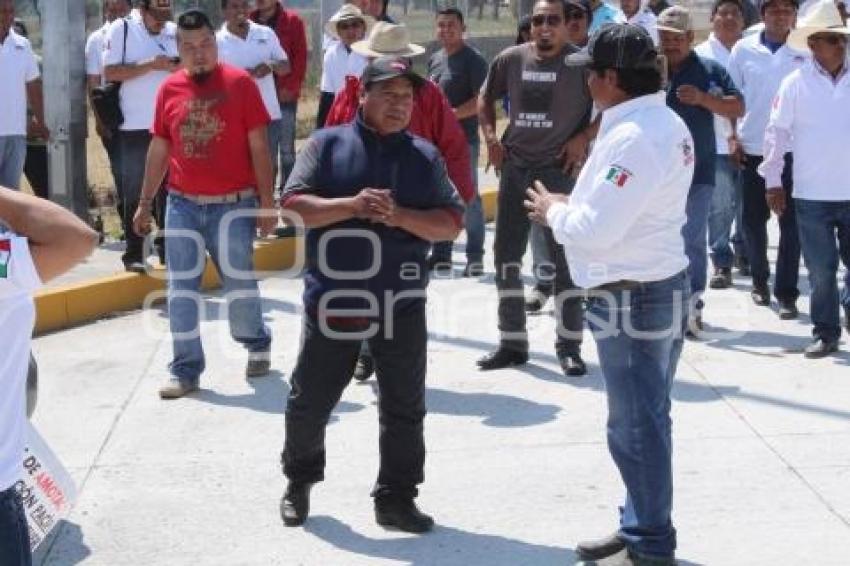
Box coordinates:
[605,165,633,188]
[0,239,10,278]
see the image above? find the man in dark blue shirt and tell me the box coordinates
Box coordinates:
[658,8,743,334]
[278,57,464,534]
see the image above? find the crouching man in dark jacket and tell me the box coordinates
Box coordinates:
[278,56,464,533]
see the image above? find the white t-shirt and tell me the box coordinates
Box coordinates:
[759,61,850,201]
[0,30,40,137]
[216,22,288,121]
[695,33,737,156]
[547,93,693,288]
[0,229,42,491]
[103,17,178,132]
[85,22,111,83]
[320,41,367,95]
[727,32,809,155]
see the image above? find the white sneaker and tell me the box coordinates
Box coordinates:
[158,378,198,399]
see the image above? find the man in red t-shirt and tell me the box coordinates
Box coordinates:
[132,9,276,400]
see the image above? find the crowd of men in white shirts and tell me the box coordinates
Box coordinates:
[0,0,848,358]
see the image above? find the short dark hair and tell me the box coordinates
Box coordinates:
[516,15,531,44]
[758,0,799,14]
[176,9,214,32]
[711,0,743,17]
[436,7,464,25]
[534,0,568,19]
[592,66,662,97]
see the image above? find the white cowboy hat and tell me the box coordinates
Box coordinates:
[788,0,850,51]
[351,21,426,58]
[324,4,374,41]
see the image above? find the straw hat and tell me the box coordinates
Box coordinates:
[351,22,426,58]
[324,4,373,41]
[787,0,850,51]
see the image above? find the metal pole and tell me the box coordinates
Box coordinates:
[42,0,89,219]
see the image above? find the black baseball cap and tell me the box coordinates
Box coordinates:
[565,23,659,70]
[361,56,425,88]
[176,8,213,31]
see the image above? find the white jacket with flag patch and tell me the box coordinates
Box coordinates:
[546,92,693,289]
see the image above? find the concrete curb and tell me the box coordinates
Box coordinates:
[34,188,499,335]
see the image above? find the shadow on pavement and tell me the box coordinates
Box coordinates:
[425,387,560,427]
[305,515,575,565]
[35,520,90,566]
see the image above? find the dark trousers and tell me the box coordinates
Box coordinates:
[22,144,48,199]
[118,130,166,266]
[282,306,427,501]
[0,486,31,566]
[494,159,583,354]
[741,154,800,302]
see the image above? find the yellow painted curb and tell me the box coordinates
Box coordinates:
[34,187,498,335]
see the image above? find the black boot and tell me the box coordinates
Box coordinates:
[375,498,434,533]
[575,532,626,561]
[477,348,528,370]
[280,482,312,526]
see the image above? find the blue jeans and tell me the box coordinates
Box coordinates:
[586,270,689,559]
[0,486,31,566]
[796,199,850,342]
[431,140,485,263]
[682,183,713,311]
[165,193,271,383]
[708,155,745,269]
[0,135,26,190]
[267,118,283,184]
[278,102,297,188]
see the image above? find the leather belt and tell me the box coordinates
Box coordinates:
[169,188,256,205]
[590,280,642,293]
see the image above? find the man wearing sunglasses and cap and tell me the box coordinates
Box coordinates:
[758,1,850,358]
[525,23,693,565]
[279,56,464,533]
[478,0,594,376]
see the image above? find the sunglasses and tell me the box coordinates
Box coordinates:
[811,34,847,45]
[337,20,364,31]
[531,14,563,27]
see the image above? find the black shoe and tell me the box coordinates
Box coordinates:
[525,287,551,313]
[124,261,146,273]
[751,284,770,306]
[804,338,839,359]
[462,262,483,278]
[477,348,528,370]
[352,354,374,382]
[557,351,586,376]
[375,498,434,533]
[778,300,799,320]
[575,532,626,561]
[427,256,452,273]
[280,482,312,526]
[709,267,732,289]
